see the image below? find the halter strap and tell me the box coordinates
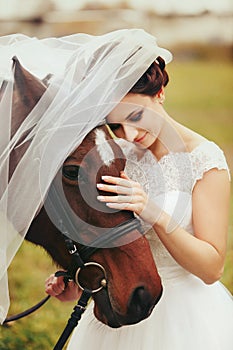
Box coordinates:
[78,217,142,260]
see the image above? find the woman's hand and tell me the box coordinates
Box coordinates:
[97,171,147,214]
[45,273,82,302]
[96,171,161,225]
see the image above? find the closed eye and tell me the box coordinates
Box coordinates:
[128,109,144,123]
[108,109,144,132]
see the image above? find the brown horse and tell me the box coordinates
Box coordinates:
[3,57,162,328]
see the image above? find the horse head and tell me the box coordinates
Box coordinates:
[6,58,162,328]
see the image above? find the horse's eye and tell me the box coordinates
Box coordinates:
[62,165,80,181]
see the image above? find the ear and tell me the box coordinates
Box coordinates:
[153,87,165,105]
[157,86,165,98]
[11,56,47,137]
[9,58,48,178]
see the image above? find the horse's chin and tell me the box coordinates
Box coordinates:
[93,291,122,328]
[94,307,151,329]
[94,309,122,329]
[93,287,163,328]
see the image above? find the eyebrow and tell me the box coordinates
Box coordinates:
[125,108,144,121]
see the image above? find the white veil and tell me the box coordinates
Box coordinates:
[0,28,172,323]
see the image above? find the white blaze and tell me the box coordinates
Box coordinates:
[95,129,114,166]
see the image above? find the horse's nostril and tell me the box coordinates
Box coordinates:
[127,286,154,321]
[133,286,146,302]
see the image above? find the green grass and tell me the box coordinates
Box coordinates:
[0,244,74,349]
[0,58,233,349]
[166,59,233,293]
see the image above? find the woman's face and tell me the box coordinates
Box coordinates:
[107,93,164,149]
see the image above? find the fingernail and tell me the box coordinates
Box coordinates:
[97,196,104,201]
[102,176,110,180]
[106,203,113,207]
[97,183,104,188]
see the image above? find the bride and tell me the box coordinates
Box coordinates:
[44,29,233,350]
[0,27,231,350]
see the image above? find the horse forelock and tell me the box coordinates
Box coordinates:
[95,129,114,166]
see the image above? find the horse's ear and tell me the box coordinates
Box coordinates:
[12,56,47,106]
[11,56,47,137]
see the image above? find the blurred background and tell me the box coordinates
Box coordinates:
[0,1,233,349]
[0,0,232,46]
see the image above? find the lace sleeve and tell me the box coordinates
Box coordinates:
[191,141,231,189]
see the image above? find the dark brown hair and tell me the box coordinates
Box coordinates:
[129,56,169,96]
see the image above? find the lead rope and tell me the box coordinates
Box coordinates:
[52,227,94,350]
[53,288,92,350]
[4,217,141,347]
[3,295,51,324]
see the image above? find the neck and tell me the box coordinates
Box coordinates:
[148,105,188,160]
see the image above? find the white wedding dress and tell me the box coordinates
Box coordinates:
[67,140,233,350]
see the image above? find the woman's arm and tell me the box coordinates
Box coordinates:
[151,169,230,284]
[97,169,230,284]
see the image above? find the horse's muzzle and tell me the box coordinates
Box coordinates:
[102,285,163,328]
[125,285,163,325]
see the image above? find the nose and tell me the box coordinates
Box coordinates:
[127,286,162,323]
[122,124,138,142]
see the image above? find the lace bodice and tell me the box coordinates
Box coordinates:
[117,139,230,279]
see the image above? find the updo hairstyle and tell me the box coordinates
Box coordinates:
[129,56,169,96]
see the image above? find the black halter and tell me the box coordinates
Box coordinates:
[52,217,142,350]
[58,216,142,284]
[45,178,143,349]
[3,177,142,350]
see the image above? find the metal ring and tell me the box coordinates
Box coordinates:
[75,262,107,294]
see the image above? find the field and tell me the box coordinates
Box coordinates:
[0,57,232,349]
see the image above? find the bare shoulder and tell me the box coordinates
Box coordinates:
[179,125,207,152]
[186,134,207,153]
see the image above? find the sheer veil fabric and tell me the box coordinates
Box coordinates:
[0,29,172,323]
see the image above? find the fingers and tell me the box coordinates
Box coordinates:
[96,175,147,216]
[55,281,81,302]
[97,184,131,195]
[45,274,65,297]
[120,171,130,180]
[45,273,82,302]
[96,173,161,225]
[97,194,141,204]
[105,202,139,211]
[97,175,141,195]
[101,175,135,188]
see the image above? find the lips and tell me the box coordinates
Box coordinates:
[135,132,147,143]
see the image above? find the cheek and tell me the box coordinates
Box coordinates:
[137,127,157,149]
[140,110,163,135]
[142,122,161,140]
[148,126,160,139]
[145,134,157,147]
